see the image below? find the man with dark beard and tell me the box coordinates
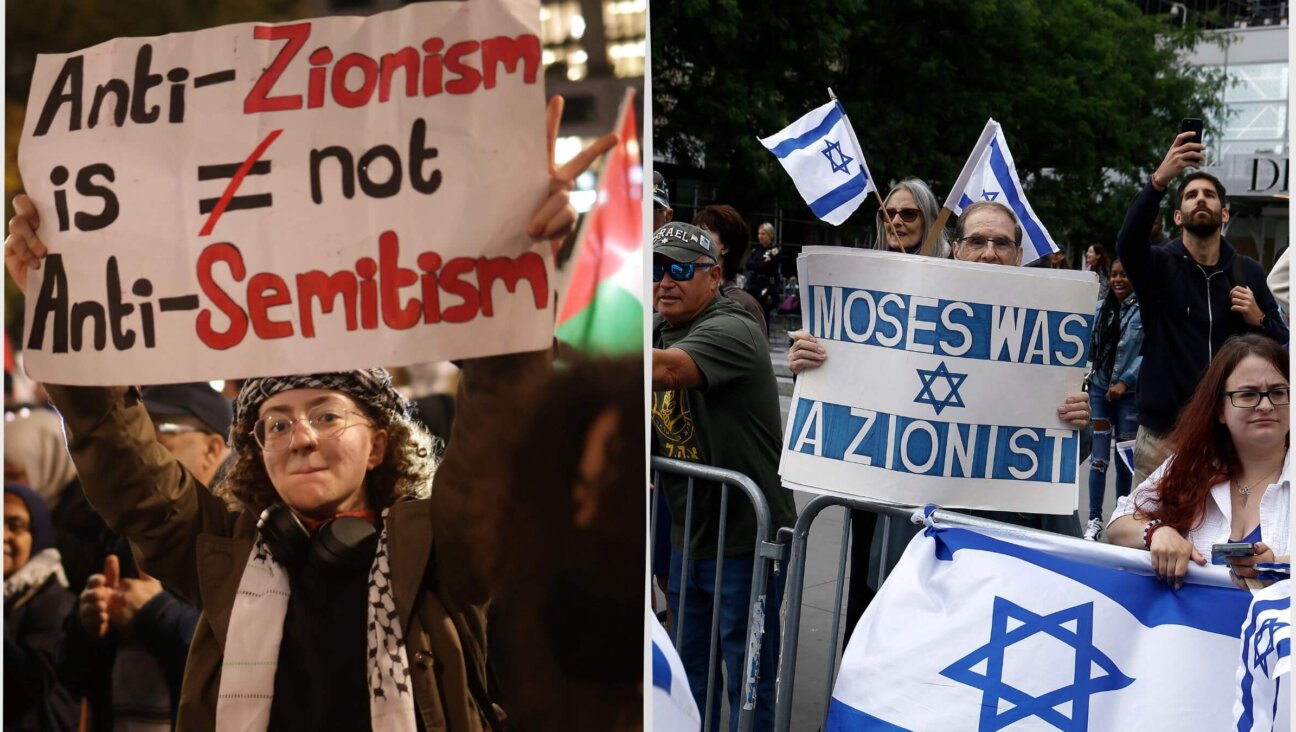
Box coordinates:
[1116,131,1288,484]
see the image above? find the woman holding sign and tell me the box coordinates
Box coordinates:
[1108,334,1289,590]
[6,97,616,732]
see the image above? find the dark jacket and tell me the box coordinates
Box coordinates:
[1116,181,1288,433]
[5,573,79,732]
[61,582,198,731]
[47,351,546,732]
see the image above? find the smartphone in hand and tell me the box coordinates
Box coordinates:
[1179,117,1204,144]
[1211,542,1257,561]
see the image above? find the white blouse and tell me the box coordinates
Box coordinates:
[1108,450,1291,560]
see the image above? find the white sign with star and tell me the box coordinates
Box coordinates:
[781,247,1097,514]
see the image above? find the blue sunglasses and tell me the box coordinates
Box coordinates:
[653,262,717,282]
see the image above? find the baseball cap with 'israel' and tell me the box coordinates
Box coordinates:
[653,222,717,264]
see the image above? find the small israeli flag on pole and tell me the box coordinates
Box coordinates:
[758,94,876,226]
[945,118,1059,265]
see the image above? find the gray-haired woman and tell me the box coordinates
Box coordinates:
[867,177,951,258]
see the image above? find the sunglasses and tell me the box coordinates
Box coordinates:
[883,208,921,223]
[653,262,717,282]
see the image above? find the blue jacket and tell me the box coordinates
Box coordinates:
[1089,294,1143,393]
[1116,182,1288,432]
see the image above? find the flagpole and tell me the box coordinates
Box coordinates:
[919,208,951,258]
[827,88,897,247]
[926,119,999,259]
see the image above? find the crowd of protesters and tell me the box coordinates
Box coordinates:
[650,128,1289,730]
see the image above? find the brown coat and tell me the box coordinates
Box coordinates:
[47,350,549,732]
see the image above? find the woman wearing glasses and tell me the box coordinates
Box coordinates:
[1108,334,1289,590]
[5,98,614,732]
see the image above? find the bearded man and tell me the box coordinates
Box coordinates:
[1115,131,1288,483]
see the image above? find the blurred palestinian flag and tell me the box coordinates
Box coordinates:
[555,88,643,354]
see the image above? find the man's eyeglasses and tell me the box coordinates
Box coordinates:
[958,235,1018,253]
[1224,387,1291,409]
[653,262,717,282]
[253,407,372,451]
[883,208,921,223]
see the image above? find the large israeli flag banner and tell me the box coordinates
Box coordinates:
[758,100,875,226]
[1235,580,1290,732]
[829,518,1253,731]
[945,119,1059,265]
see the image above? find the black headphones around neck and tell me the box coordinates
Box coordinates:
[257,503,378,571]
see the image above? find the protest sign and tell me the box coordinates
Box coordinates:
[18,0,550,384]
[829,521,1251,731]
[780,247,1096,514]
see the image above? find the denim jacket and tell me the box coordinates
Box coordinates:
[1091,294,1143,393]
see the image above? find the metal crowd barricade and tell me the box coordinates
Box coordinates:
[651,456,787,732]
[772,495,1070,732]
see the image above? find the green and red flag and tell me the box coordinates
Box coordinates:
[555,89,643,354]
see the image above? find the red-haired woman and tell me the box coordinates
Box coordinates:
[1108,334,1289,589]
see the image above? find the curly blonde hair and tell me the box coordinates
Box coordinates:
[217,399,439,516]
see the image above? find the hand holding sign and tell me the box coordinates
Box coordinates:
[5,194,47,296]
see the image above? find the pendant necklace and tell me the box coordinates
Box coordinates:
[1237,467,1281,507]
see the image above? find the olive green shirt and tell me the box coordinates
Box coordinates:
[652,296,797,559]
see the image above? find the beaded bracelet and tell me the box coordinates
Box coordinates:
[1143,519,1165,549]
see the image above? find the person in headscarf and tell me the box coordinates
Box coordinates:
[3,408,109,590]
[4,483,78,732]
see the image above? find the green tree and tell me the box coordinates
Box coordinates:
[653,0,1227,254]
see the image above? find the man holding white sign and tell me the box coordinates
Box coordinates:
[786,200,1092,536]
[6,4,620,732]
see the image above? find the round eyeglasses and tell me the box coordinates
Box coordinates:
[252,406,372,451]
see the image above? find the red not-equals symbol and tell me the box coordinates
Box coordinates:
[198,129,282,236]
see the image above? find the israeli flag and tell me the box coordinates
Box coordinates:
[1116,439,1136,475]
[651,610,701,732]
[758,100,875,226]
[1235,580,1290,732]
[945,119,1059,265]
[829,518,1253,731]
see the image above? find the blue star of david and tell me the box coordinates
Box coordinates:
[941,598,1134,731]
[914,362,968,415]
[821,139,853,175]
[1252,616,1289,677]
[981,189,1000,201]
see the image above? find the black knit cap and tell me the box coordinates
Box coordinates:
[230,369,411,450]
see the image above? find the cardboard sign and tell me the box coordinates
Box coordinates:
[781,248,1097,514]
[18,0,550,384]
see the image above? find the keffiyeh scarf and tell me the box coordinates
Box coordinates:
[215,508,416,732]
